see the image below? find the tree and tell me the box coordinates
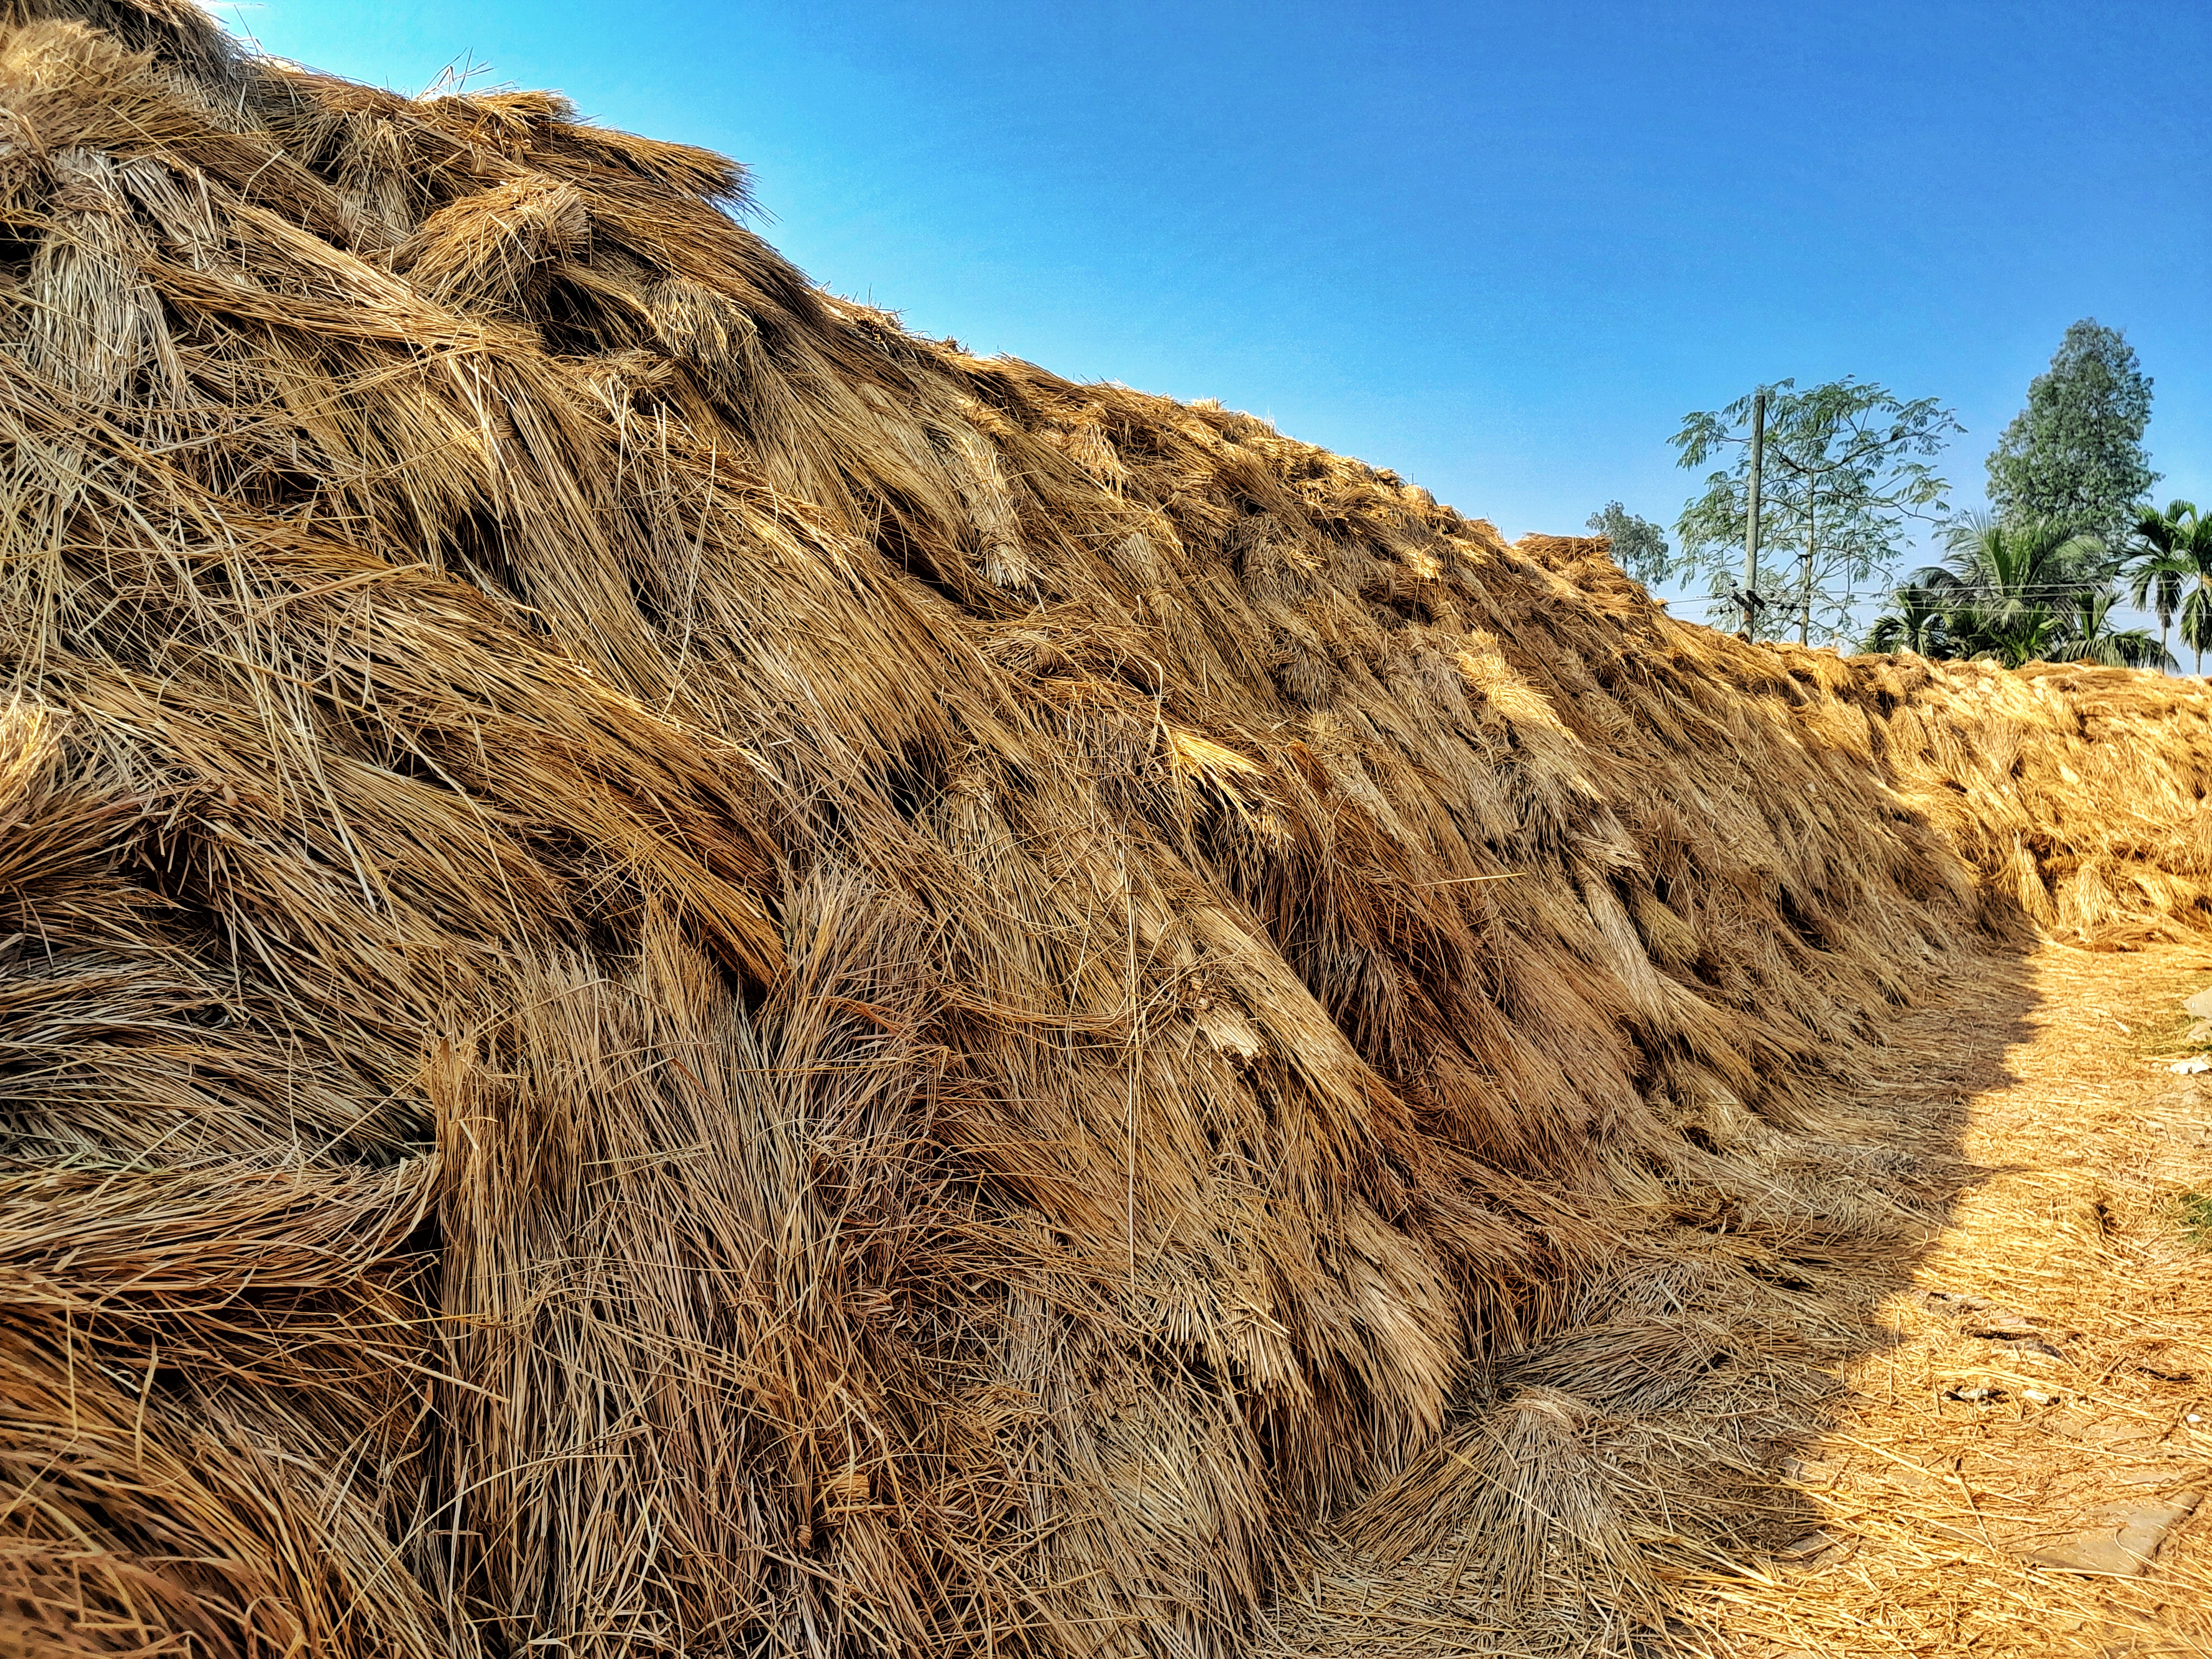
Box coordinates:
[1986,319,2157,548]
[1860,583,1950,657]
[1913,516,2101,666]
[1865,515,2173,671]
[1585,501,1671,586]
[1673,378,1959,646]
[2063,588,2174,670]
[2127,500,2212,673]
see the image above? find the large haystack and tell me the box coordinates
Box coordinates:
[1,5,2209,1655]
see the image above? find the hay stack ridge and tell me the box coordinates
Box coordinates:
[1,5,2209,1654]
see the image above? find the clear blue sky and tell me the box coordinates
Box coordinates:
[223,0,2209,620]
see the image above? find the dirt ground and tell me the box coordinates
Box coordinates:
[1688,941,2212,1658]
[1277,940,2212,1658]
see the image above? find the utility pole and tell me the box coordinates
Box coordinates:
[1799,492,1815,646]
[1741,389,1765,638]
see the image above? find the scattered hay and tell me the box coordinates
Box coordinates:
[0,5,2208,1656]
[1661,946,2212,1659]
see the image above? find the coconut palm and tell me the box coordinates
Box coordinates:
[2062,588,2176,671]
[1860,582,1950,656]
[1908,514,2107,668]
[1949,597,2068,670]
[1864,513,2177,671]
[2129,500,2212,674]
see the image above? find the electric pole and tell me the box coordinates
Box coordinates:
[1741,388,1765,638]
[1799,493,1815,646]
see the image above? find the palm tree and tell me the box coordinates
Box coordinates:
[1958,600,2069,670]
[1860,582,1950,656]
[1861,512,2184,672]
[2129,510,2190,662]
[2129,500,2212,674]
[1911,515,2107,667]
[2063,588,2176,671]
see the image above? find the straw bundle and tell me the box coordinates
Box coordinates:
[1819,653,2212,948]
[0,5,2208,1655]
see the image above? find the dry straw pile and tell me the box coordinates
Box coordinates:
[1,4,2208,1655]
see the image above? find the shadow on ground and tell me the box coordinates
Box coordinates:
[1266,941,2042,1658]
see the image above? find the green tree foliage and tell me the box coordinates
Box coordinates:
[1584,501,1671,585]
[2128,500,2212,673]
[1986,319,2158,547]
[1861,585,1948,657]
[1673,378,1958,645]
[1862,515,2173,671]
[2065,588,2177,670]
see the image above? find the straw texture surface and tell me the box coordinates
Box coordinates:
[1,7,2209,1654]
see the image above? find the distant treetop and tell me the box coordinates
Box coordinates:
[1586,501,1671,586]
[1986,319,2157,549]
